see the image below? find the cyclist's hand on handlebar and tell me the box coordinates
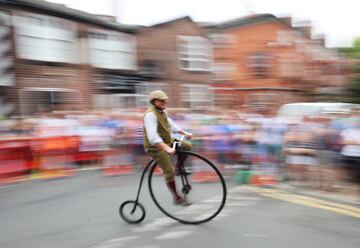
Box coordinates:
[185,132,193,140]
[165,147,176,155]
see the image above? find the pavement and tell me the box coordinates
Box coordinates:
[1,169,359,248]
[271,182,360,206]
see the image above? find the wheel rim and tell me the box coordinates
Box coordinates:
[119,200,146,224]
[148,151,227,224]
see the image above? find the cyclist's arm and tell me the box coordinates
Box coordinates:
[167,116,181,133]
[155,142,175,154]
[144,112,163,145]
[179,129,193,139]
[167,116,192,139]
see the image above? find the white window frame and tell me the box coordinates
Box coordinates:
[93,93,144,109]
[181,84,213,109]
[245,93,277,106]
[212,63,237,81]
[248,52,273,77]
[177,36,212,71]
[0,11,14,86]
[208,33,236,48]
[13,11,76,63]
[88,29,137,70]
[135,82,168,107]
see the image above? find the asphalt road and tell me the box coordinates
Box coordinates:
[0,170,359,248]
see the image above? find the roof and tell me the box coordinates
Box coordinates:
[150,15,194,28]
[0,0,138,33]
[206,14,289,31]
[148,15,208,37]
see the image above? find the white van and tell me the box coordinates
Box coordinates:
[277,102,358,119]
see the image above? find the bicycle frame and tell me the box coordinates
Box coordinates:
[131,159,156,214]
[120,147,227,224]
[130,148,190,214]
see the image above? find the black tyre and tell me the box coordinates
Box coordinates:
[148,151,227,224]
[119,200,146,224]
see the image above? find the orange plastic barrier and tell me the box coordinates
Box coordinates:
[250,174,278,186]
[73,151,102,164]
[0,138,33,183]
[191,152,220,183]
[31,136,79,179]
[102,148,134,176]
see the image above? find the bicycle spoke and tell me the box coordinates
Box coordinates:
[149,151,227,224]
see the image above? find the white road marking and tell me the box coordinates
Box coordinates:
[177,204,215,215]
[227,202,253,207]
[107,236,139,243]
[155,230,193,240]
[93,186,259,247]
[93,235,138,248]
[131,218,176,233]
[97,244,123,248]
[202,199,224,203]
[213,212,229,220]
[131,246,160,248]
[227,196,260,201]
[243,233,269,238]
[228,186,253,193]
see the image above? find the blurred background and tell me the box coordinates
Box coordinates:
[1,1,360,247]
[0,0,360,192]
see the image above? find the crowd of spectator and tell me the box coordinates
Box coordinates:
[0,107,359,196]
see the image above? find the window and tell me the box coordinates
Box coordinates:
[181,84,213,109]
[212,63,237,81]
[248,52,273,78]
[13,12,76,63]
[19,88,79,116]
[208,33,236,48]
[177,36,212,71]
[276,31,297,45]
[245,93,276,106]
[0,11,14,86]
[135,82,168,107]
[93,94,144,109]
[280,56,304,78]
[88,30,136,70]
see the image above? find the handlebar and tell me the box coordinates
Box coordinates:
[172,134,188,152]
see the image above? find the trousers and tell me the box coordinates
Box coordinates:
[146,141,192,182]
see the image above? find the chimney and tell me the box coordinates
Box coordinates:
[293,20,312,39]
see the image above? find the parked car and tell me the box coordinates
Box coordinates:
[277,102,359,119]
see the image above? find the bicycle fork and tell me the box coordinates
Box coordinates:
[131,159,156,214]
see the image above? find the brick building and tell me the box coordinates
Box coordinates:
[204,14,348,113]
[136,16,213,109]
[0,0,139,116]
[0,1,348,117]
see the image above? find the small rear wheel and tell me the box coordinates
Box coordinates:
[119,200,146,224]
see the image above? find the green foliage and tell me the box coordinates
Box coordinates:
[341,38,360,103]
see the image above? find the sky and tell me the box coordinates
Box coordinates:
[47,0,360,48]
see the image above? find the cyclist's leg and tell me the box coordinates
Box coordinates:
[147,148,181,201]
[176,141,192,171]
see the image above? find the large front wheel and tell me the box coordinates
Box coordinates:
[148,151,227,224]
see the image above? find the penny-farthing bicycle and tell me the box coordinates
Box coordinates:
[119,135,227,225]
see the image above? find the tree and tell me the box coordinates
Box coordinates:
[339,38,360,103]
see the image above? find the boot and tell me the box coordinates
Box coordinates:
[175,153,191,176]
[166,180,191,206]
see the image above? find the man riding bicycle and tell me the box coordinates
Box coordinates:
[143,90,192,206]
